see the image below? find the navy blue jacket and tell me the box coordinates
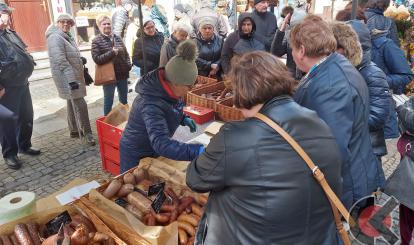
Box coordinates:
[133,31,164,75]
[119,69,202,173]
[195,33,223,77]
[365,8,399,47]
[350,20,391,156]
[371,33,413,138]
[294,53,384,208]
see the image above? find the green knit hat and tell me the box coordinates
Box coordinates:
[165,40,198,86]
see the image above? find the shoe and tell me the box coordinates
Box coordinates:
[4,156,22,170]
[128,88,133,93]
[85,134,96,146]
[20,147,41,156]
[70,132,80,138]
[127,80,132,84]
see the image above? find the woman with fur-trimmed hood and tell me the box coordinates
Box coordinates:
[330,21,389,192]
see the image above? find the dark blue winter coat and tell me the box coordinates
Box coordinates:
[294,53,384,209]
[119,69,203,173]
[371,33,413,138]
[349,20,391,156]
[365,8,399,47]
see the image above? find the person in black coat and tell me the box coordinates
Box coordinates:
[221,13,265,74]
[330,21,388,192]
[133,19,164,76]
[250,0,277,51]
[291,15,379,209]
[194,17,223,78]
[120,40,204,173]
[270,7,306,80]
[187,51,342,244]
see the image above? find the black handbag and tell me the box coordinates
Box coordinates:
[384,148,414,210]
[83,66,94,86]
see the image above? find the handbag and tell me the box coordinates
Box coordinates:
[94,61,116,86]
[254,113,352,245]
[384,148,414,210]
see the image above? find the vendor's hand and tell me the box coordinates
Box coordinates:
[0,87,5,99]
[280,13,292,32]
[183,117,197,133]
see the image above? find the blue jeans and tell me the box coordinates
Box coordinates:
[103,79,128,115]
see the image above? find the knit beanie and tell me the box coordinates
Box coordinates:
[254,0,264,5]
[165,40,198,86]
[198,16,216,29]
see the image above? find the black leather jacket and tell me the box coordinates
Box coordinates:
[0,29,35,88]
[195,33,223,77]
[187,96,342,244]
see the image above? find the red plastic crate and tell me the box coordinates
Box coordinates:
[184,105,215,124]
[96,117,123,175]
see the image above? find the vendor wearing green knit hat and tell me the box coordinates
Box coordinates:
[119,39,204,173]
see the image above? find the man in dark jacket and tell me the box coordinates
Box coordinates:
[250,0,277,51]
[371,29,413,139]
[221,13,265,74]
[120,40,204,173]
[291,15,378,209]
[331,21,388,193]
[0,3,40,170]
[364,0,399,47]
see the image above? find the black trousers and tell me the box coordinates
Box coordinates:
[0,85,33,157]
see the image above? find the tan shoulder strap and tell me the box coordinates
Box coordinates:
[255,113,352,244]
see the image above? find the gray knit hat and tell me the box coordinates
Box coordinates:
[165,40,198,86]
[56,13,75,26]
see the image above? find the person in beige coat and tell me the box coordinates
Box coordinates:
[46,13,95,145]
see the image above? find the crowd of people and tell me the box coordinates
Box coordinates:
[1,0,414,243]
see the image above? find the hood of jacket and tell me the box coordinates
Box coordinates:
[348,20,372,67]
[238,12,256,39]
[135,68,178,103]
[45,24,60,38]
[331,21,362,67]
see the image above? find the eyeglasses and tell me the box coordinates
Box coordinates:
[144,25,155,30]
[59,20,72,25]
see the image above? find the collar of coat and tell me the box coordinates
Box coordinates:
[158,69,180,100]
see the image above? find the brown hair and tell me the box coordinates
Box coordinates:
[335,5,367,23]
[229,51,297,110]
[289,14,337,58]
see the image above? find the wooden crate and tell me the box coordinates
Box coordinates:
[187,82,225,110]
[215,97,244,122]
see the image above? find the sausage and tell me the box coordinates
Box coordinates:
[102,179,123,199]
[135,179,152,192]
[198,195,208,206]
[186,236,195,245]
[26,223,41,245]
[178,228,188,245]
[178,221,195,237]
[169,209,178,223]
[39,234,57,245]
[147,214,156,226]
[160,204,176,212]
[14,223,34,245]
[9,235,18,245]
[132,168,146,183]
[123,173,136,185]
[70,214,96,233]
[91,232,110,243]
[126,192,152,213]
[178,197,194,214]
[103,237,115,245]
[1,236,12,245]
[151,210,171,224]
[178,214,199,227]
[125,204,144,219]
[191,204,204,217]
[0,237,3,245]
[116,184,134,197]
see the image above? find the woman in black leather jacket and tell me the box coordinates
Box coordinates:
[186,51,342,245]
[194,17,223,78]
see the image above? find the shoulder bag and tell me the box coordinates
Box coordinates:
[94,37,116,86]
[255,113,352,245]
